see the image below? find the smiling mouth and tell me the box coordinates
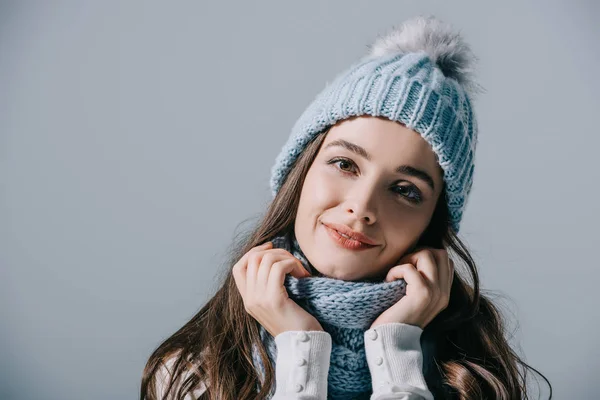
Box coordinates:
[323,223,377,250]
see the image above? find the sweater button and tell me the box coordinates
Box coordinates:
[378,381,390,389]
[367,330,378,340]
[375,356,383,366]
[297,332,309,342]
[294,383,304,392]
[296,357,307,366]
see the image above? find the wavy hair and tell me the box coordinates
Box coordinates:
[140,126,552,399]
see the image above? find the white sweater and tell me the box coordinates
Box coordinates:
[154,322,434,400]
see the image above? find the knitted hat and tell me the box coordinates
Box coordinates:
[269,15,484,233]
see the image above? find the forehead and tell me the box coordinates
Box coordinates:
[322,116,440,170]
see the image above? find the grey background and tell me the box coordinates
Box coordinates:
[1,1,598,399]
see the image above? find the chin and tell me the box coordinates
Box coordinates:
[317,268,365,282]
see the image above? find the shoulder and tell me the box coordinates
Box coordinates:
[152,351,208,400]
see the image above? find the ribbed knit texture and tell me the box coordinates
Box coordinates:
[252,231,408,399]
[269,47,478,234]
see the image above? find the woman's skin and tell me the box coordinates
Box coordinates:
[295,115,444,282]
[233,115,455,336]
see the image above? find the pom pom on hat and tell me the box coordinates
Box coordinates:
[270,15,482,233]
[368,15,484,98]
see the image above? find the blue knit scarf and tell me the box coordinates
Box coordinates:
[251,230,414,399]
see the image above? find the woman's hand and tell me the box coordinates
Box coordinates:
[232,241,324,337]
[370,247,454,330]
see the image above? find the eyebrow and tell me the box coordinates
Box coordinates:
[324,139,436,191]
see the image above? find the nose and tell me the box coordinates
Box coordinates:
[344,185,377,224]
[346,206,375,224]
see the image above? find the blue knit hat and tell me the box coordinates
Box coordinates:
[269,15,484,233]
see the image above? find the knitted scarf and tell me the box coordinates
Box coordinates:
[251,230,415,399]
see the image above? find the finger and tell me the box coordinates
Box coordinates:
[249,241,273,254]
[435,253,453,312]
[399,250,439,284]
[268,258,307,297]
[427,250,453,311]
[246,251,266,296]
[266,258,297,299]
[289,257,311,278]
[272,249,311,278]
[232,268,246,299]
[442,251,454,296]
[234,241,273,279]
[256,250,290,293]
[430,249,450,292]
[233,241,273,301]
[430,249,453,295]
[385,263,427,291]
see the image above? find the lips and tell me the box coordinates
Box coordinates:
[321,221,378,246]
[323,224,376,251]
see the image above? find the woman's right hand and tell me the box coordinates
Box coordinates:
[232,241,324,337]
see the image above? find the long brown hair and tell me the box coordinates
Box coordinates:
[140,126,552,400]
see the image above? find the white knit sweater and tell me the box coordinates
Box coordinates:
[154,322,434,399]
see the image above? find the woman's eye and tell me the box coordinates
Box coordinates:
[393,185,423,203]
[332,158,356,173]
[327,157,423,204]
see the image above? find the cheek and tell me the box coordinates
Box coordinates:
[302,166,343,207]
[379,204,431,246]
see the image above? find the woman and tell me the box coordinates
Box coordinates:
[141,15,552,399]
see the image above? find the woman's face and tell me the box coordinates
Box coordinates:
[294,116,444,281]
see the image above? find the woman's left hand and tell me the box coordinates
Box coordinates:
[370,247,454,330]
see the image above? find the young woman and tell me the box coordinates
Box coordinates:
[141,15,552,400]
